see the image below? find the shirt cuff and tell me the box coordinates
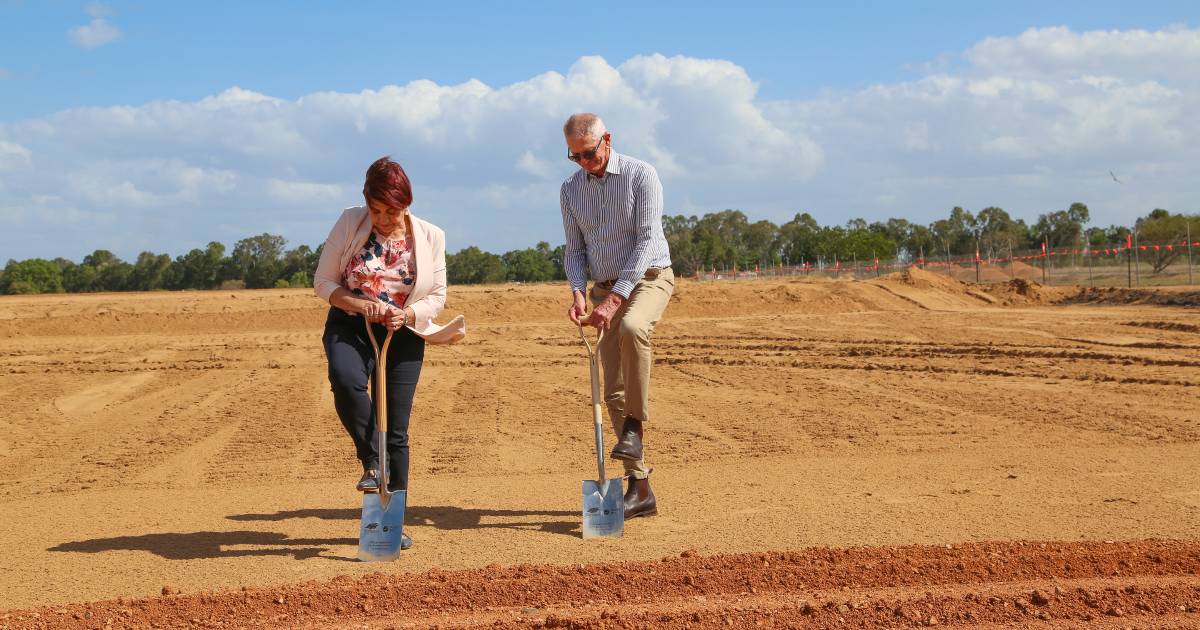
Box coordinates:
[609,279,635,299]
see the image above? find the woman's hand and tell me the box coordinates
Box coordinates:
[383,306,414,331]
[360,299,390,322]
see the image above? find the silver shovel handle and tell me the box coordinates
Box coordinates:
[579,325,606,483]
[365,317,395,509]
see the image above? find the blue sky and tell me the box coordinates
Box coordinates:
[1,1,1198,261]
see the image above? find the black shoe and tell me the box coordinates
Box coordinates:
[623,477,658,519]
[356,470,379,493]
[610,417,644,462]
[400,533,413,550]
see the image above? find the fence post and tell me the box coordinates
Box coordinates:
[1042,236,1048,285]
[974,239,981,284]
[1087,245,1094,288]
[1188,222,1194,286]
[1133,230,1141,287]
[1126,231,1132,288]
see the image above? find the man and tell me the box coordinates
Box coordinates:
[560,112,674,520]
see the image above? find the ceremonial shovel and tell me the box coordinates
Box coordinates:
[578,324,624,538]
[358,320,407,561]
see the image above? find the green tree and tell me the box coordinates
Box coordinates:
[447,246,506,284]
[1135,209,1200,273]
[66,249,131,292]
[278,244,318,289]
[1,258,64,294]
[229,234,287,289]
[745,219,781,267]
[663,214,702,276]
[930,206,978,257]
[838,220,896,263]
[696,210,753,268]
[502,246,556,282]
[167,241,227,290]
[778,212,821,264]
[128,252,172,291]
[548,243,568,280]
[975,207,1030,259]
[1033,202,1090,249]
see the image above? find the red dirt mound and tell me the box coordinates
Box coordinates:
[883,267,972,294]
[5,539,1198,629]
[977,277,1066,306]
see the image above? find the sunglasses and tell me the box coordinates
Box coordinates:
[567,135,606,163]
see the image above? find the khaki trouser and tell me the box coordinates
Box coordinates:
[589,266,674,479]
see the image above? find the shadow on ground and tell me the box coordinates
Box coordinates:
[228,505,580,536]
[48,531,354,560]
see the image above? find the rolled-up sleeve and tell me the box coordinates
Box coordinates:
[561,184,589,293]
[610,165,663,299]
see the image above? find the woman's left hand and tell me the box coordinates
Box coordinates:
[383,307,413,331]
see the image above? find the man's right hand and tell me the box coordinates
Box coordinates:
[567,290,588,325]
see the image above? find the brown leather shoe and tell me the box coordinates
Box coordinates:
[610,417,644,462]
[623,477,657,519]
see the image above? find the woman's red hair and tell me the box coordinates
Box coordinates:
[363,156,413,210]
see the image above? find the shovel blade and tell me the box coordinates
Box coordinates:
[358,490,407,562]
[582,479,624,538]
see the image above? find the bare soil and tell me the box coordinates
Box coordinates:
[2,270,1198,628]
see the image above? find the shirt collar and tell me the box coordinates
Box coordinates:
[587,151,622,181]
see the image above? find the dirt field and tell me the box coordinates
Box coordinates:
[2,270,1198,628]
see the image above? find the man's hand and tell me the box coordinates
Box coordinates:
[567,290,588,325]
[583,292,624,330]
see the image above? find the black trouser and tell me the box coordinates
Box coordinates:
[322,306,424,491]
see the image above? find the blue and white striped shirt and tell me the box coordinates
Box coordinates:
[560,152,672,299]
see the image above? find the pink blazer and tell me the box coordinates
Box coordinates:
[314,206,466,344]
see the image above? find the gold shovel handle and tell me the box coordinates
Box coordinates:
[365,315,395,504]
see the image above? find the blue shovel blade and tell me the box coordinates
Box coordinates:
[358,490,407,562]
[582,479,624,538]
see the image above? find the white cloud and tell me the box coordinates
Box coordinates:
[85,2,114,18]
[0,68,11,80]
[2,27,1200,262]
[66,159,238,208]
[265,178,345,204]
[68,18,122,49]
[515,151,552,178]
[966,25,1200,82]
[0,141,32,172]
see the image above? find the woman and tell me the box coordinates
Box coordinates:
[314,156,466,550]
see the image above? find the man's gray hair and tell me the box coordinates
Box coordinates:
[563,113,607,139]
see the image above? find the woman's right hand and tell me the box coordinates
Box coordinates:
[360,299,389,322]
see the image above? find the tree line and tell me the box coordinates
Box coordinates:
[2,205,1196,294]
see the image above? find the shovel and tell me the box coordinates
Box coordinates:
[578,324,624,538]
[358,318,407,562]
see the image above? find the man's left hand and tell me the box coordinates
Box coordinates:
[583,292,624,330]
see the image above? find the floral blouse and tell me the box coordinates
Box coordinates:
[342,231,416,310]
